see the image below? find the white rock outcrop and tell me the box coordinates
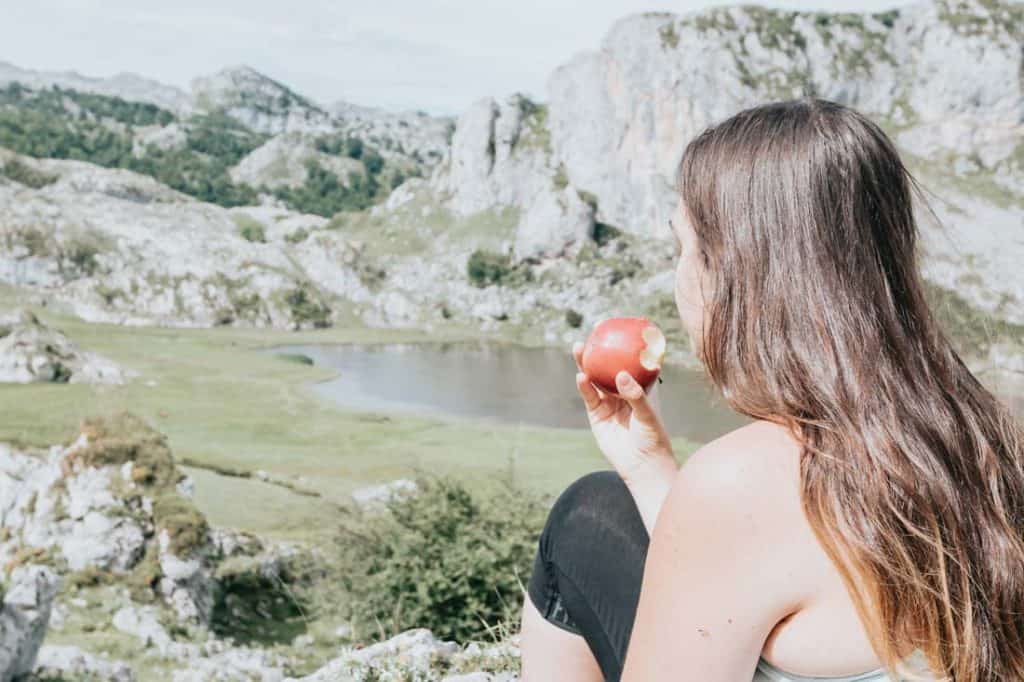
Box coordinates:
[291,628,521,682]
[191,66,333,136]
[0,415,218,623]
[429,0,1024,323]
[33,644,135,682]
[0,152,343,329]
[229,133,365,189]
[0,309,130,384]
[0,565,61,682]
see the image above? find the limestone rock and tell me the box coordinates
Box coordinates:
[33,644,135,682]
[157,529,216,623]
[0,309,131,384]
[0,565,61,682]
[111,605,177,657]
[331,101,452,167]
[0,415,221,626]
[350,479,418,510]
[171,640,288,682]
[439,94,555,218]
[291,628,521,682]
[191,66,332,136]
[513,185,595,261]
[0,151,344,330]
[229,133,365,190]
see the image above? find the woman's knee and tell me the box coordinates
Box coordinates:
[539,470,645,560]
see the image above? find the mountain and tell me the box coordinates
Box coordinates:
[0,0,1020,377]
[0,59,192,113]
[429,0,1024,325]
[190,65,332,135]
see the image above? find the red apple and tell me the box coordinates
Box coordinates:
[581,316,666,395]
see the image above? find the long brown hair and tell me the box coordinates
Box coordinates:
[676,97,1024,681]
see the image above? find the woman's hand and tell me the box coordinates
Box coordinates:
[573,341,680,532]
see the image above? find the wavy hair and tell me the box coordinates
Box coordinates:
[676,97,1024,681]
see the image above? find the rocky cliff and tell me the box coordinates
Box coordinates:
[430,0,1024,325]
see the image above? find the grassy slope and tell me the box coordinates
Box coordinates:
[0,287,700,542]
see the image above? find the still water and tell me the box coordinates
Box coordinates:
[278,341,751,443]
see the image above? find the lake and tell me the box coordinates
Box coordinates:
[277,341,751,443]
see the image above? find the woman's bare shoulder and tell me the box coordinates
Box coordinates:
[677,418,825,589]
[682,419,803,496]
[624,420,821,677]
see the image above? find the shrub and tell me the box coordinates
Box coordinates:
[284,227,309,244]
[275,352,314,366]
[565,309,583,328]
[271,160,380,217]
[1,158,57,188]
[211,553,310,645]
[59,234,105,276]
[234,215,267,243]
[552,163,569,191]
[659,22,680,49]
[592,222,621,246]
[337,474,550,642]
[284,285,332,328]
[466,249,533,288]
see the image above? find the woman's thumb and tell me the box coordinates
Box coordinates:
[615,371,659,425]
[615,370,643,399]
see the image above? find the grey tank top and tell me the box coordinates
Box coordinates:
[753,657,888,681]
[752,649,934,681]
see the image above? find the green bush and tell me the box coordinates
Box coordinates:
[466,249,533,288]
[271,160,379,217]
[1,158,57,188]
[593,222,622,246]
[234,215,267,243]
[337,474,550,642]
[284,285,332,328]
[659,22,680,49]
[275,352,314,366]
[59,233,106,276]
[552,163,569,191]
[565,309,584,328]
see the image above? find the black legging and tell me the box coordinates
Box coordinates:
[527,470,650,682]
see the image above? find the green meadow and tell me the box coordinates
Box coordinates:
[0,288,701,543]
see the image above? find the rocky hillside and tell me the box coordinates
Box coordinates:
[0,413,522,681]
[431,0,1024,321]
[0,63,450,214]
[0,0,1021,372]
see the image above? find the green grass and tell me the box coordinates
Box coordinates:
[0,288,700,543]
[328,197,519,261]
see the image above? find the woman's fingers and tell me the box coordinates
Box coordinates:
[615,371,662,429]
[575,372,601,411]
[572,341,585,373]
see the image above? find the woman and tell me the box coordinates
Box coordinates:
[519,97,1024,682]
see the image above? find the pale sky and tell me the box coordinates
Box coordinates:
[2,0,907,116]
